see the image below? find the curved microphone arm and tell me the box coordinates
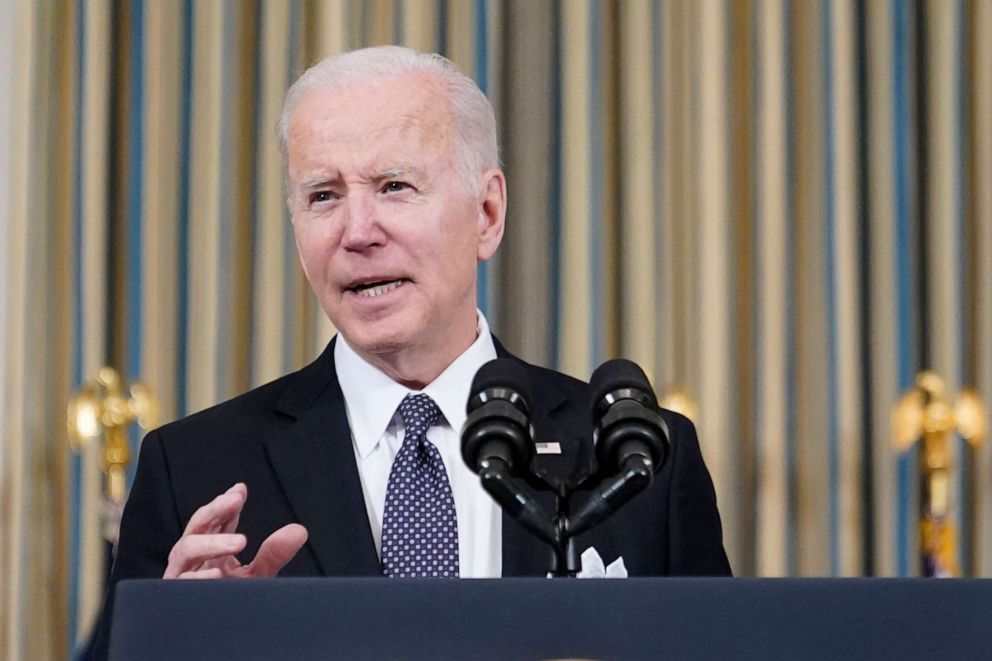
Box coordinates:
[476,456,558,547]
[565,454,654,538]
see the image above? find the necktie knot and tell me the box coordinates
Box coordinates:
[398,393,443,441]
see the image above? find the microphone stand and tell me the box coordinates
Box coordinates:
[550,493,579,577]
[477,460,652,578]
[475,460,579,577]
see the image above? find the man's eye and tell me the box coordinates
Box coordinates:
[382,181,410,193]
[309,191,334,204]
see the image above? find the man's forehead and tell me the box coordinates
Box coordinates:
[289,92,453,158]
[286,81,457,182]
[288,120,447,174]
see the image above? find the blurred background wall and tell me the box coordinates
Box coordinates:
[1,0,990,658]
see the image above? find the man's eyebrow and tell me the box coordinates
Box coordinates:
[297,167,425,190]
[372,166,423,181]
[299,175,340,190]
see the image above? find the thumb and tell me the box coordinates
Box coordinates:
[247,523,308,577]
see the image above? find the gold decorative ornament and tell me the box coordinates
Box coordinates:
[891,371,987,577]
[68,367,157,540]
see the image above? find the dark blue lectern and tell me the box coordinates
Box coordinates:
[109,577,992,660]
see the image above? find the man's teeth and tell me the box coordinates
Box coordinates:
[355,279,404,298]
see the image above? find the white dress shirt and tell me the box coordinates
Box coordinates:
[334,313,502,578]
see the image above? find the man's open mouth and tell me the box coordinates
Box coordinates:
[349,279,406,298]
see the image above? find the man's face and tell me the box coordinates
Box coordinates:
[285,73,504,375]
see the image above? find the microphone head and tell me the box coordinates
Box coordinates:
[468,358,532,414]
[589,358,668,475]
[589,358,657,415]
[462,358,534,474]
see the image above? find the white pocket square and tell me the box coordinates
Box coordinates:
[576,547,628,578]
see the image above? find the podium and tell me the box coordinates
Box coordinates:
[109,577,992,660]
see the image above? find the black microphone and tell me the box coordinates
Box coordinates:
[568,359,669,537]
[462,358,534,474]
[462,359,555,545]
[589,358,668,475]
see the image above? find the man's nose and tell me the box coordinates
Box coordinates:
[340,195,386,251]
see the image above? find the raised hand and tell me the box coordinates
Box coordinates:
[162,483,308,579]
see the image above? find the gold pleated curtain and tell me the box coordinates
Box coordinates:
[2,0,991,658]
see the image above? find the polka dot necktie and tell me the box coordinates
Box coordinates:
[381,393,460,577]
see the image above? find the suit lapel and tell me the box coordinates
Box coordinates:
[263,340,381,576]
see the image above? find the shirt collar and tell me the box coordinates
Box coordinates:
[334,312,498,459]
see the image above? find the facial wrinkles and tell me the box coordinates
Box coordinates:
[293,128,454,210]
[287,75,474,206]
[288,77,475,245]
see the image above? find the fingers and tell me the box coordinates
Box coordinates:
[163,533,246,579]
[162,483,307,582]
[246,524,309,578]
[220,483,248,534]
[164,485,250,579]
[183,483,247,537]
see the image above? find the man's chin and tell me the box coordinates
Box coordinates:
[339,327,411,357]
[364,339,407,355]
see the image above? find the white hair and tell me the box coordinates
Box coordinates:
[277,45,500,187]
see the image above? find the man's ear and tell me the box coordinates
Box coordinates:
[476,169,507,261]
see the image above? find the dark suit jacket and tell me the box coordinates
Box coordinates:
[94,338,729,657]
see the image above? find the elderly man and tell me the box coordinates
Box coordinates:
[94,45,729,656]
